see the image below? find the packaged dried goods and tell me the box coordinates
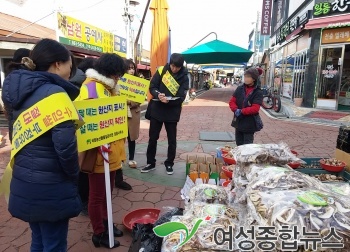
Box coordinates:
[232,143,302,165]
[188,184,229,205]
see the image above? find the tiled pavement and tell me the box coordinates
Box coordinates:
[0,87,340,251]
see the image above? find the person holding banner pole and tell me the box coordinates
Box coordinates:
[77,53,126,248]
[70,57,97,216]
[1,39,82,252]
[114,59,140,190]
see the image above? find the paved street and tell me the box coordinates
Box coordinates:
[0,86,340,251]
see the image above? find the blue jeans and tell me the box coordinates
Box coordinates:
[29,219,69,252]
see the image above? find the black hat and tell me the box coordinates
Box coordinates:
[244,68,259,81]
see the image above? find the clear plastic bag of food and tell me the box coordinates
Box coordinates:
[188,184,229,205]
[246,165,328,193]
[246,188,350,247]
[231,142,303,165]
[160,215,235,252]
[185,202,239,220]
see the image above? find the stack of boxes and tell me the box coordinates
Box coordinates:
[185,154,230,185]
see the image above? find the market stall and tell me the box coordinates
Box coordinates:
[127,141,350,251]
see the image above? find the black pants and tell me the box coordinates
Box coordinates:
[146,118,177,166]
[235,130,254,146]
[127,131,136,160]
[78,171,89,204]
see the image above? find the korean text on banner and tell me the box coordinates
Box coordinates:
[11,93,84,159]
[57,12,127,57]
[74,96,128,152]
[162,71,180,96]
[118,74,150,103]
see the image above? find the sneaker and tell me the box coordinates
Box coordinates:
[141,164,156,173]
[166,166,174,175]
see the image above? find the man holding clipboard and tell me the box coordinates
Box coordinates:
[142,53,189,175]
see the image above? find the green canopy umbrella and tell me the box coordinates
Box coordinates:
[181,39,253,64]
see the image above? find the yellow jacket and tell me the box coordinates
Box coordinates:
[77,70,126,173]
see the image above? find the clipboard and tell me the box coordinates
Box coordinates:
[152,97,180,101]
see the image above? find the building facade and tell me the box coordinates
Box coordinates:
[268,0,350,110]
[268,0,314,106]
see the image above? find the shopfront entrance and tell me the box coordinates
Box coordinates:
[316,26,350,111]
[316,46,344,110]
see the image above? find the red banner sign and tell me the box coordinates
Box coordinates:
[261,0,272,35]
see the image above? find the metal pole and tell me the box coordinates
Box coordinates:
[134,0,151,64]
[190,32,218,48]
[101,145,114,248]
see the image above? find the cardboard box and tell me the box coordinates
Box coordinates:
[335,148,350,172]
[185,154,226,184]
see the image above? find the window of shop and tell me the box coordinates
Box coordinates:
[292,50,308,100]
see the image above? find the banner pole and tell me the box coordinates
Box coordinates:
[101,144,114,248]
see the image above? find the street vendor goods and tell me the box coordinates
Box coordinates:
[161,213,238,251]
[247,189,350,247]
[188,184,229,205]
[232,143,302,165]
[320,158,346,172]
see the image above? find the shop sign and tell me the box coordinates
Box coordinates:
[314,0,350,17]
[260,0,272,35]
[57,12,126,57]
[321,27,350,43]
[322,65,338,78]
[276,11,310,44]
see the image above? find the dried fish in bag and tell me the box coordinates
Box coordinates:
[186,202,239,220]
[188,184,230,205]
[247,189,350,250]
[232,142,302,165]
[246,166,328,193]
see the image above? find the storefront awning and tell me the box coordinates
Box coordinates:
[305,15,350,30]
[286,26,303,41]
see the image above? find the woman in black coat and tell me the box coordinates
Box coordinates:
[229,67,263,146]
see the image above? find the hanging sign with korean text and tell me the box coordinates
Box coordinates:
[57,12,126,57]
[74,97,128,152]
[314,1,350,17]
[11,93,84,159]
[117,74,150,103]
[322,27,350,44]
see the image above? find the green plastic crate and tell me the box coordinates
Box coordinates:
[296,158,349,182]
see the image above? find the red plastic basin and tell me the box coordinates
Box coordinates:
[222,166,234,179]
[123,208,161,230]
[320,159,346,172]
[222,180,231,187]
[222,154,236,165]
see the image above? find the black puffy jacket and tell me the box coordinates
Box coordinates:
[149,64,189,122]
[234,84,263,133]
[1,69,82,222]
